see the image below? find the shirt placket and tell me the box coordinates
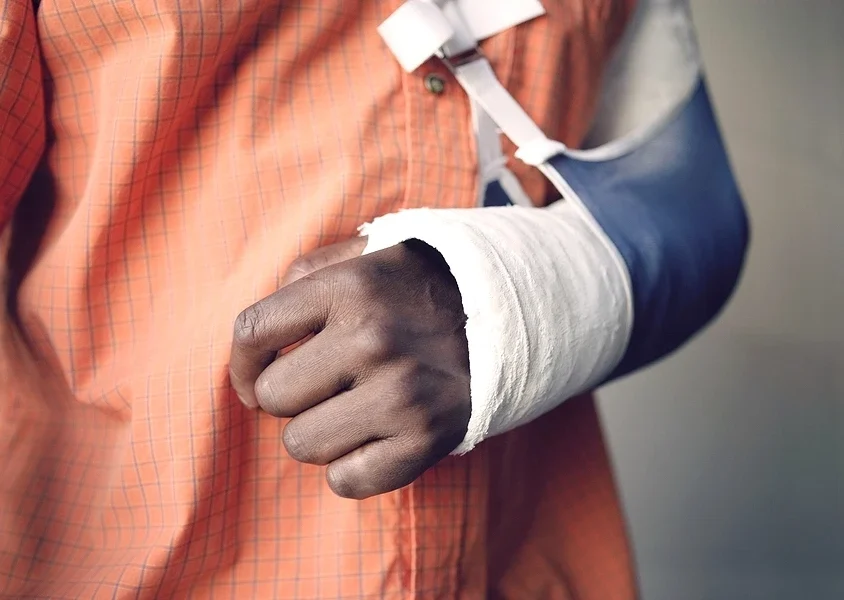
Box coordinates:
[399,57,479,213]
[393,54,478,599]
[389,11,525,594]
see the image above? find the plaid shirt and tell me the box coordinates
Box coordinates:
[0,0,638,597]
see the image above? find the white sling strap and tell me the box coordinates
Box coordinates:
[450,57,568,167]
[378,0,564,205]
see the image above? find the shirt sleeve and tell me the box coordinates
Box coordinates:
[0,0,46,235]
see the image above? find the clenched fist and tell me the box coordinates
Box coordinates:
[229,237,471,499]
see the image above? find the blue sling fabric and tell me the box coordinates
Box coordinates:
[485,81,749,378]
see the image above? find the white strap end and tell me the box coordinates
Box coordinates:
[514,139,568,167]
[457,0,546,41]
[377,0,455,72]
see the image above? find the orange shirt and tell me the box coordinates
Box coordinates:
[0,0,638,597]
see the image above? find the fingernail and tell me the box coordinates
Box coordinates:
[237,393,259,410]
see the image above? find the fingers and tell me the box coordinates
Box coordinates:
[281,370,467,499]
[254,330,364,417]
[281,388,390,466]
[228,235,472,500]
[281,236,368,286]
[229,278,331,408]
[325,437,440,500]
[230,237,367,408]
[274,360,467,498]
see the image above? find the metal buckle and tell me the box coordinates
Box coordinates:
[441,46,486,70]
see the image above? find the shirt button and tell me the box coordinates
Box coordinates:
[424,73,446,95]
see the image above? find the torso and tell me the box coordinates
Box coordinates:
[1,1,638,597]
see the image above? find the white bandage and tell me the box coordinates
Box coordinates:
[359,202,632,454]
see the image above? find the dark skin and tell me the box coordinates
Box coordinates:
[228,237,472,500]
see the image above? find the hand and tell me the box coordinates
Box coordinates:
[229,237,471,499]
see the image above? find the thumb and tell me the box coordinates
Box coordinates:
[275,235,368,357]
[281,235,368,286]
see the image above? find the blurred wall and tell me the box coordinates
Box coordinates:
[598,2,844,599]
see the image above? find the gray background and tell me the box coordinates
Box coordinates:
[599,1,844,599]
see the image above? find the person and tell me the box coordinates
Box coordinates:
[0,0,748,597]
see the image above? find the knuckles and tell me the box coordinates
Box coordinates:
[350,316,402,362]
[340,257,405,303]
[339,262,381,304]
[282,422,326,465]
[254,375,295,418]
[277,358,469,480]
[285,255,319,283]
[383,361,471,445]
[325,465,359,499]
[325,451,421,501]
[233,303,267,349]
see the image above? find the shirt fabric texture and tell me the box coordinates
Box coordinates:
[0,0,638,597]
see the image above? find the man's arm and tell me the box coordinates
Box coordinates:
[229,0,749,497]
[361,0,749,452]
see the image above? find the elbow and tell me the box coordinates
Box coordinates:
[610,177,751,379]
